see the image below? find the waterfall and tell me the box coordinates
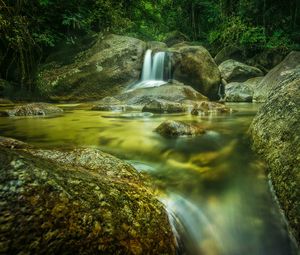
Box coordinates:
[152,52,165,80]
[128,49,170,91]
[141,49,152,81]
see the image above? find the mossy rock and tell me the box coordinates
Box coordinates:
[0,140,176,254]
[36,34,146,102]
[168,45,221,100]
[249,68,300,243]
[155,120,206,137]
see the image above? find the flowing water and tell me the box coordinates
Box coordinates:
[0,103,297,255]
[129,49,170,90]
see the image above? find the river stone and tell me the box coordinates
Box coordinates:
[117,81,208,106]
[155,120,206,137]
[249,68,300,243]
[169,45,221,99]
[253,51,300,102]
[219,59,264,83]
[225,77,263,102]
[191,101,231,116]
[7,103,63,116]
[37,34,146,102]
[142,99,186,113]
[91,97,126,111]
[0,143,176,254]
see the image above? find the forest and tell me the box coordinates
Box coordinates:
[0,0,299,91]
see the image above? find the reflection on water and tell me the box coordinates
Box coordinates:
[0,103,297,254]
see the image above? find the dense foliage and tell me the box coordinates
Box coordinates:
[0,0,299,90]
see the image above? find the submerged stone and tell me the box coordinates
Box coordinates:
[0,140,176,254]
[155,120,206,137]
[191,101,231,116]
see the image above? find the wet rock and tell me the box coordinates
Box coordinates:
[155,120,206,137]
[249,68,300,243]
[91,97,125,111]
[219,59,264,83]
[191,101,232,116]
[0,136,30,149]
[0,142,176,254]
[253,51,300,102]
[37,34,146,101]
[169,45,221,99]
[118,81,208,106]
[225,77,263,102]
[7,103,63,116]
[142,99,186,113]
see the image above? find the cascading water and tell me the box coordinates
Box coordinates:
[128,49,171,91]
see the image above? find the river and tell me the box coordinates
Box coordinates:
[0,102,297,255]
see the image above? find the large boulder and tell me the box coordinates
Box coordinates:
[37,34,146,102]
[0,140,176,254]
[249,68,300,243]
[91,82,232,115]
[219,59,264,83]
[155,120,206,137]
[253,51,300,102]
[169,45,221,99]
[116,81,208,106]
[225,77,263,102]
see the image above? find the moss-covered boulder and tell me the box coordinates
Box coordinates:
[6,103,63,116]
[0,140,176,254]
[37,34,146,102]
[253,51,300,102]
[249,68,300,243]
[219,59,264,83]
[155,120,206,137]
[168,45,221,99]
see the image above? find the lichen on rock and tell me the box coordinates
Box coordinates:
[0,138,176,254]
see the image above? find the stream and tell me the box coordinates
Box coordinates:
[0,102,297,255]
